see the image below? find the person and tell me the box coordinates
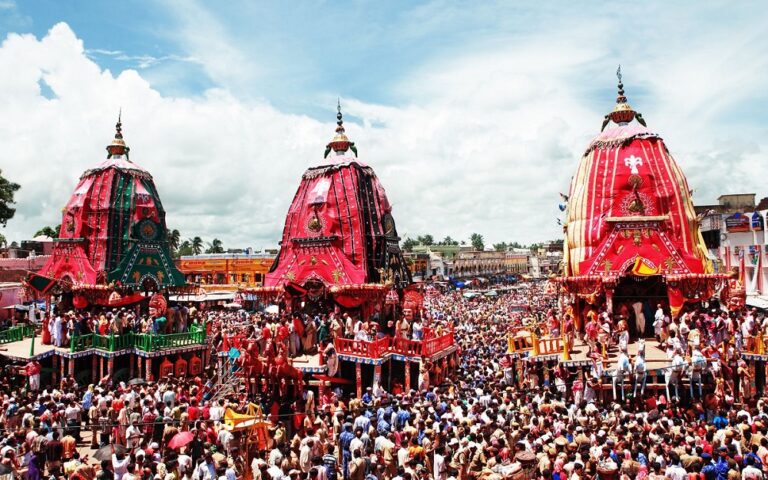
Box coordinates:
[112,450,130,480]
[633,301,646,338]
[434,445,447,480]
[26,359,41,391]
[52,314,63,347]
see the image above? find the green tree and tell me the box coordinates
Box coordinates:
[401,237,417,252]
[0,170,20,227]
[470,233,484,251]
[206,238,224,254]
[191,236,204,255]
[493,242,508,252]
[167,229,181,252]
[0,233,6,248]
[441,236,459,246]
[34,225,60,238]
[177,240,193,257]
[417,234,434,246]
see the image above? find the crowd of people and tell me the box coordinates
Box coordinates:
[40,305,206,348]
[0,282,767,480]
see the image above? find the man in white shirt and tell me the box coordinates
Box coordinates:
[742,455,763,480]
[434,446,447,480]
[125,420,142,449]
[299,440,313,473]
[112,452,130,480]
[209,400,225,422]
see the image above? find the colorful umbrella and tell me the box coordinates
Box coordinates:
[167,431,196,450]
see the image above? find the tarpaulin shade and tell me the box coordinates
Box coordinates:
[266,151,411,292]
[32,123,185,293]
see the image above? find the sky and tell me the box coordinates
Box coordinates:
[0,1,767,250]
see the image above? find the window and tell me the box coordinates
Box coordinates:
[241,273,249,283]
[254,273,263,283]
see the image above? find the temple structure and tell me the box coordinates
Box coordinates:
[30,117,185,304]
[5,118,205,387]
[559,69,726,319]
[241,105,455,399]
[265,104,411,314]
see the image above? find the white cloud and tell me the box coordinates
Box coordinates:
[0,6,767,251]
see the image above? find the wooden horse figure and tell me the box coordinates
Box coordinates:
[665,350,685,402]
[632,340,647,398]
[612,346,631,401]
[689,347,707,399]
[273,346,304,396]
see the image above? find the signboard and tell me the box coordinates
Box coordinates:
[751,212,764,231]
[725,213,750,233]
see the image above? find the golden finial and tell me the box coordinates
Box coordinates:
[601,66,647,131]
[324,100,358,158]
[106,109,130,159]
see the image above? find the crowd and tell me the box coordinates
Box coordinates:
[41,305,206,348]
[1,282,767,480]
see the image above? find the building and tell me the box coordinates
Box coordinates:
[505,249,530,274]
[453,250,506,278]
[696,194,768,299]
[178,253,276,289]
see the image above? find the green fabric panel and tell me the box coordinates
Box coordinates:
[108,242,185,288]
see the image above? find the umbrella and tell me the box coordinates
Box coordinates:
[128,378,147,386]
[168,431,196,450]
[94,444,127,462]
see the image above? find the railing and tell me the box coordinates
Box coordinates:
[391,337,423,357]
[135,330,206,352]
[507,332,533,353]
[751,335,767,355]
[70,333,94,352]
[70,324,206,353]
[536,336,562,356]
[335,336,390,358]
[423,332,454,357]
[0,324,35,344]
[334,331,456,359]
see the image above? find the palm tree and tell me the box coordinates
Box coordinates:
[34,226,59,238]
[206,238,224,254]
[167,229,181,252]
[177,240,193,257]
[191,236,204,255]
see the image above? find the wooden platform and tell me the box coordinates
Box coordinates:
[0,337,61,361]
[566,337,671,369]
[287,353,326,374]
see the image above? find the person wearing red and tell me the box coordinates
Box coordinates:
[276,319,290,354]
[26,359,41,391]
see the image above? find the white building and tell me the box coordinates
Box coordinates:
[697,194,768,305]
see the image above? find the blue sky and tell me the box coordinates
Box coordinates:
[0,1,767,249]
